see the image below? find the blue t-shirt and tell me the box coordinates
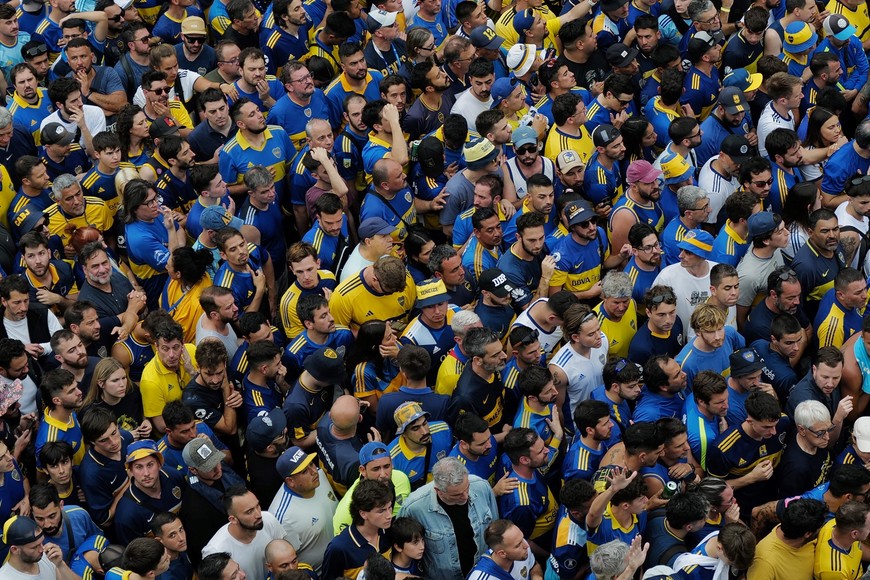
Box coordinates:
[632,388,685,423]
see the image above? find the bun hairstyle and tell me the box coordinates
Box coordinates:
[69,226,102,255]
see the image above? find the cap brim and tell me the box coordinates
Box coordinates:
[290,453,316,475]
[746,73,762,92]
[484,38,504,50]
[835,25,857,40]
[417,293,449,308]
[665,171,693,185]
[855,437,870,453]
[676,241,710,257]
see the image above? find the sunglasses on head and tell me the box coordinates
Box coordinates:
[24,44,48,57]
[777,269,797,281]
[515,328,539,346]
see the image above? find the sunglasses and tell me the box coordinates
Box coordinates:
[850,175,870,187]
[515,328,539,346]
[24,44,48,57]
[805,425,836,438]
[108,14,123,20]
[576,218,596,228]
[752,178,774,187]
[185,36,206,44]
[615,358,630,373]
[648,293,673,305]
[777,269,797,281]
[515,145,536,155]
[147,87,169,95]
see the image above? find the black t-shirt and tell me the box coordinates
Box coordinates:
[182,379,225,429]
[560,52,609,91]
[438,498,477,576]
[246,451,282,508]
[82,391,144,433]
[776,434,832,498]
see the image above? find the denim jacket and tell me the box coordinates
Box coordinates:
[398,475,498,580]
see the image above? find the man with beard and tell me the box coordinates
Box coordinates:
[179,437,244,568]
[50,329,100,394]
[624,223,663,304]
[227,48,283,112]
[113,22,152,99]
[114,439,187,544]
[387,402,453,491]
[140,319,197,435]
[545,93,593,177]
[8,65,53,144]
[429,245,474,307]
[196,287,240,358]
[77,242,145,342]
[814,267,868,349]
[399,280,457,386]
[751,314,804,400]
[698,86,758,169]
[302,194,351,277]
[786,346,850,431]
[683,31,722,122]
[65,301,108,358]
[500,173,558,245]
[699,134,753,227]
[213,227,268,314]
[242,340,289,424]
[35,368,85,466]
[189,90,236,164]
[0,516,78,580]
[29,483,100,564]
[153,136,196,219]
[451,58,495,131]
[239,166,285,277]
[629,285,682,363]
[182,339,243,439]
[220,99,293,200]
[153,512,195,578]
[0,275,61,367]
[591,357,642,448]
[204,485,291,580]
[506,126,556,203]
[9,156,52,243]
[405,60,453,141]
[514,366,563,474]
[610,161,665,253]
[712,191,756,267]
[40,77,104,158]
[174,17,215,76]
[141,71,193,135]
[766,129,805,215]
[791,209,846,320]
[324,43,385,128]
[19,231,77,314]
[584,125,627,210]
[63,39,127,117]
[267,63,331,152]
[261,0,309,77]
[498,211,555,309]
[684,371,729,469]
[448,327,510,438]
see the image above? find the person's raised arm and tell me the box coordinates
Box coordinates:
[586,467,636,529]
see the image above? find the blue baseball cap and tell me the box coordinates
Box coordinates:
[676,229,714,259]
[359,442,391,465]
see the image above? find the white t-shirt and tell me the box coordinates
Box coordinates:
[512,298,564,357]
[698,156,739,225]
[0,555,57,580]
[549,336,609,415]
[757,101,795,158]
[451,88,493,134]
[338,246,376,283]
[195,314,240,359]
[133,69,201,107]
[39,105,106,151]
[653,261,717,341]
[4,312,63,360]
[202,512,289,580]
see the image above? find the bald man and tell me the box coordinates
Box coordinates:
[314,395,379,496]
[265,539,319,578]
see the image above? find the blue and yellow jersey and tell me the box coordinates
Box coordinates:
[284,376,336,440]
[706,420,787,480]
[550,228,609,295]
[498,468,558,540]
[329,270,416,331]
[124,144,151,170]
[815,518,863,580]
[434,345,468,396]
[266,90,331,151]
[238,197,286,269]
[514,400,561,473]
[324,70,385,127]
[584,152,623,205]
[114,469,185,544]
[71,534,109,580]
[9,88,53,144]
[495,5,558,49]
[722,30,764,75]
[227,77,285,110]
[351,359,401,400]
[712,221,749,267]
[278,272,338,339]
[358,184,415,237]
[33,17,62,60]
[563,438,606,481]
[8,189,53,241]
[411,14,448,49]
[105,568,134,580]
[283,327,354,377]
[158,422,227,471]
[159,275,209,345]
[682,65,720,121]
[214,262,258,311]
[242,375,284,424]
[81,167,123,214]
[302,216,349,274]
[0,459,26,522]
[594,300,637,359]
[590,386,629,447]
[676,326,743,387]
[587,503,646,554]
[261,25,310,76]
[24,261,77,303]
[781,50,812,78]
[769,162,804,215]
[463,238,502,286]
[115,335,155,383]
[144,99,193,130]
[0,165,17,231]
[132,0,162,25]
[388,421,452,487]
[155,169,197,215]
[124,219,171,300]
[792,240,845,304]
[623,257,660,303]
[548,505,589,580]
[35,411,85,467]
[835,444,863,468]
[645,97,683,151]
[400,308,458,384]
[306,31,342,76]
[815,289,864,349]
[685,393,720,470]
[544,126,595,166]
[219,125,292,200]
[207,0,233,36]
[46,196,113,246]
[661,217,691,267]
[609,196,664,237]
[322,526,391,580]
[827,0,870,44]
[449,436,499,485]
[152,6,203,43]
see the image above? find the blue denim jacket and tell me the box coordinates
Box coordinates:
[398,475,498,580]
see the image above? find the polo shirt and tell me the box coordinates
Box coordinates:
[23,261,77,307]
[139,343,197,418]
[78,431,134,525]
[324,71,385,127]
[114,469,186,544]
[321,526,391,580]
[45,196,113,246]
[187,121,236,163]
[282,376,333,441]
[8,88,53,144]
[627,318,684,364]
[328,270,416,331]
[35,411,85,467]
[266,91,332,151]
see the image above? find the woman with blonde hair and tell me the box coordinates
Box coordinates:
[82,358,151,439]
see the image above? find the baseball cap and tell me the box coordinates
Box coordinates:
[41,122,74,146]
[506,44,537,77]
[491,74,521,109]
[721,134,753,164]
[717,86,749,115]
[479,268,516,298]
[181,16,207,36]
[747,212,778,239]
[556,150,585,173]
[784,21,817,53]
[200,205,244,232]
[0,380,22,416]
[512,125,537,149]
[513,9,535,36]
[2,516,42,546]
[824,13,857,41]
[125,440,163,467]
[303,347,345,384]
[854,417,870,452]
[729,347,766,377]
[247,409,287,452]
[688,31,718,62]
[470,25,503,50]
[626,160,662,185]
[416,278,450,308]
[600,0,629,11]
[416,136,444,179]
[394,401,430,435]
[592,124,620,147]
[366,8,398,32]
[276,446,316,478]
[358,217,395,239]
[676,229,714,259]
[660,152,694,185]
[359,442,391,465]
[605,43,639,68]
[149,117,180,139]
[463,138,499,170]
[723,69,762,92]
[564,200,596,227]
[183,437,223,473]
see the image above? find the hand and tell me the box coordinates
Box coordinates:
[493,474,520,496]
[275,363,287,384]
[752,381,777,399]
[12,495,29,517]
[585,281,603,299]
[606,466,637,492]
[842,89,859,102]
[24,343,43,358]
[444,162,459,180]
[680,103,696,118]
[64,244,77,259]
[624,535,650,572]
[13,427,32,458]
[590,81,604,97]
[835,395,854,423]
[68,108,87,129]
[541,255,556,279]
[609,110,628,128]
[251,267,266,291]
[151,99,168,117]
[44,543,64,566]
[618,243,632,260]
[310,147,330,163]
[135,421,152,440]
[719,416,728,434]
[382,103,400,125]
[75,69,91,97]
[379,342,400,359]
[224,388,243,409]
[322,287,332,301]
[35,289,62,306]
[161,206,176,230]
[746,130,758,147]
[668,463,694,480]
[499,198,517,219]
[749,459,774,483]
[545,409,563,440]
[430,191,449,211]
[256,79,271,100]
[219,83,239,101]
[367,427,382,442]
[531,114,548,136]
[724,501,741,524]
[594,202,612,218]
[111,325,130,341]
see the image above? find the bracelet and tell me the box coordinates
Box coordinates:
[721,6,730,11]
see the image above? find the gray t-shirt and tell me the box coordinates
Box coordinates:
[0,555,57,580]
[440,167,505,226]
[195,314,239,359]
[737,248,785,307]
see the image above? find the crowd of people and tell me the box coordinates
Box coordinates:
[1,0,870,576]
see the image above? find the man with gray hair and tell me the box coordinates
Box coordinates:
[680,0,723,55]
[45,173,114,248]
[661,185,712,267]
[593,272,636,358]
[435,309,483,396]
[240,165,286,276]
[775,399,836,498]
[399,457,499,580]
[589,537,649,580]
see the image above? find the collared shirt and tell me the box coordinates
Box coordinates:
[35,411,85,467]
[218,126,293,200]
[139,344,197,418]
[114,469,186,544]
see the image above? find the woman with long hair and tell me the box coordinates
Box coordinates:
[346,320,401,413]
[801,107,847,181]
[160,246,213,344]
[115,105,152,168]
[399,27,437,82]
[81,358,151,439]
[621,117,657,167]
[781,181,819,262]
[404,226,435,284]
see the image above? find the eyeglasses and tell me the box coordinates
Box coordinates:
[515,328,539,346]
[752,178,774,187]
[144,194,163,207]
[638,241,662,252]
[699,13,720,24]
[147,87,169,95]
[806,425,836,438]
[515,145,537,155]
[291,72,313,84]
[185,36,206,44]
[691,202,710,212]
[687,131,702,139]
[136,34,152,43]
[420,44,436,51]
[24,44,48,57]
